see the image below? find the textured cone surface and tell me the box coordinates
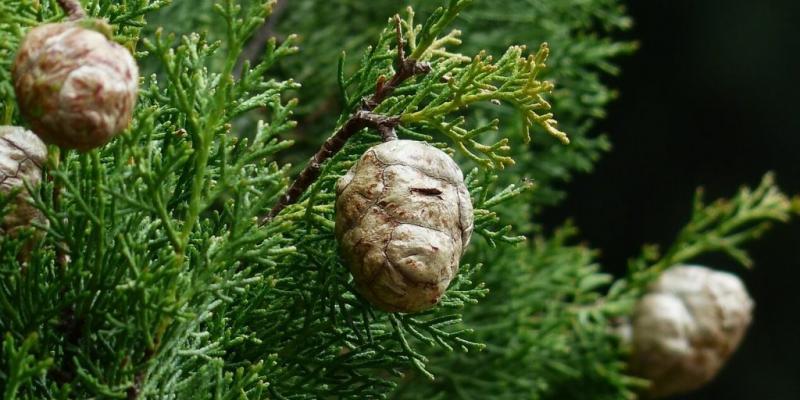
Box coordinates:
[12,21,138,151]
[631,265,754,398]
[0,126,47,234]
[335,140,474,312]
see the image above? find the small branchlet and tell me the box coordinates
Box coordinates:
[265,1,566,220]
[263,13,430,222]
[392,44,569,170]
[610,172,799,300]
[1,334,53,398]
[262,110,400,223]
[466,169,535,246]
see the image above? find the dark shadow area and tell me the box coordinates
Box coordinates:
[542,1,800,399]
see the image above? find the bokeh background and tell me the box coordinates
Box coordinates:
[543,1,800,399]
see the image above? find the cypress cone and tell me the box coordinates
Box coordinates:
[630,265,754,398]
[0,126,47,234]
[12,20,138,151]
[335,140,474,313]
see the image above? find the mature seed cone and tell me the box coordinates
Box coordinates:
[0,126,47,234]
[12,20,138,151]
[630,265,754,398]
[335,140,474,313]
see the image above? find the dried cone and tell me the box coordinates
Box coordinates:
[630,265,754,398]
[0,126,47,234]
[12,20,138,151]
[335,140,474,312]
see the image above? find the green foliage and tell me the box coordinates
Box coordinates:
[394,173,795,400]
[1,333,53,400]
[611,173,799,301]
[0,0,795,399]
[149,0,632,210]
[395,43,568,168]
[264,0,636,210]
[2,0,300,397]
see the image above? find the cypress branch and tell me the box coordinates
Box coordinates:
[263,15,429,223]
[0,1,794,399]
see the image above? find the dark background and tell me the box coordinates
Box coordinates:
[544,1,800,399]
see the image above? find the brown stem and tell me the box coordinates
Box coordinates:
[378,124,398,142]
[363,16,431,109]
[261,112,399,224]
[261,15,428,223]
[56,0,86,21]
